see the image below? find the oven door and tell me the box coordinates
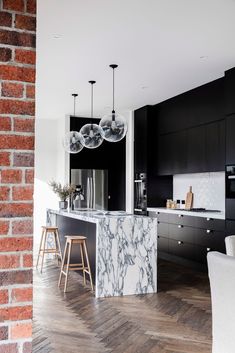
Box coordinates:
[226,166,235,198]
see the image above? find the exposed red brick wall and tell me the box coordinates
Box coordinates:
[0,0,35,351]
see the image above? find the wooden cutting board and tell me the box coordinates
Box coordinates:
[185,186,193,210]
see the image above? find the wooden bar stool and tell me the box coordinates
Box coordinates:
[36,226,62,273]
[58,235,94,293]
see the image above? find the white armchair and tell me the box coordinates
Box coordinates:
[225,235,235,256]
[207,251,235,353]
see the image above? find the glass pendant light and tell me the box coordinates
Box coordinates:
[63,94,85,154]
[99,64,127,142]
[80,81,104,149]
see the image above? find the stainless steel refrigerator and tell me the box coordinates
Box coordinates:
[70,169,108,210]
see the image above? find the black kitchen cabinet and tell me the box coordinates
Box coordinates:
[158,120,225,175]
[152,211,226,266]
[70,116,126,211]
[225,68,235,116]
[226,115,235,165]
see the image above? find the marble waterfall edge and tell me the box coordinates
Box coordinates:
[97,216,158,297]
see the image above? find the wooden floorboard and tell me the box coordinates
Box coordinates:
[33,259,212,353]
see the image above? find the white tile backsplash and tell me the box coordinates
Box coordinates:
[173,172,225,212]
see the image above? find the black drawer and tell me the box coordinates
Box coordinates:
[158,236,169,252]
[157,221,169,237]
[156,212,169,223]
[226,220,235,235]
[168,239,195,260]
[168,213,196,226]
[194,229,226,248]
[194,243,226,264]
[195,217,225,231]
[168,224,195,244]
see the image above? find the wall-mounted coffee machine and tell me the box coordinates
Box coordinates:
[134,173,147,215]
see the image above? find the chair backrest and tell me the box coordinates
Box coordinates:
[207,251,235,353]
[225,235,235,256]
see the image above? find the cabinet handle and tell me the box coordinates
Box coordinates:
[178,241,183,245]
[178,214,183,218]
[206,229,212,234]
[178,225,183,228]
[207,247,211,252]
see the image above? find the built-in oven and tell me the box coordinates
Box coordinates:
[134,173,147,215]
[226,165,235,198]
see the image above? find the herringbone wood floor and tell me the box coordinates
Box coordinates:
[33,260,212,353]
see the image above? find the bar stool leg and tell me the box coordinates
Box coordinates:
[53,230,61,266]
[36,228,45,269]
[80,243,86,286]
[40,229,47,273]
[83,241,94,291]
[55,229,62,263]
[64,241,72,293]
[58,241,68,287]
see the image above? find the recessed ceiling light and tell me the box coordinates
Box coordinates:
[141,86,148,90]
[200,56,208,59]
[53,34,63,39]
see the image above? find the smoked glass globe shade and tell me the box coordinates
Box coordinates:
[99,113,127,142]
[80,123,104,149]
[63,131,84,154]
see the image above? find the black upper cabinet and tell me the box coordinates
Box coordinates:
[187,125,206,173]
[225,68,235,116]
[158,120,225,175]
[226,115,235,165]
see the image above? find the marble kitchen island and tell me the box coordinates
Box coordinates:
[47,209,157,298]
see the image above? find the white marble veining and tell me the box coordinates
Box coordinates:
[147,207,225,220]
[47,209,158,298]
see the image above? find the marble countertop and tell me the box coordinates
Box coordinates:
[48,209,151,224]
[147,207,225,220]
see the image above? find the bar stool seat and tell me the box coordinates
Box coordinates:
[58,235,94,293]
[36,226,62,272]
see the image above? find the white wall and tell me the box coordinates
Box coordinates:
[173,172,225,212]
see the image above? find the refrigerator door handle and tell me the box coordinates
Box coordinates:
[87,177,90,209]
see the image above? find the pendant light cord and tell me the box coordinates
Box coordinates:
[89,81,96,130]
[112,67,115,113]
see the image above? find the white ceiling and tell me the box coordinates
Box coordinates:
[37,0,235,120]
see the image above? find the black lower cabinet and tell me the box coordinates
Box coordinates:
[153,212,226,268]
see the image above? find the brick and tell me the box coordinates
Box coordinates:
[0,290,8,304]
[0,237,32,252]
[0,220,9,235]
[2,82,24,98]
[0,305,32,321]
[23,254,32,267]
[0,135,34,150]
[0,100,35,115]
[0,270,32,287]
[25,169,34,184]
[12,220,33,235]
[0,29,35,48]
[0,12,12,27]
[3,0,24,12]
[0,48,12,62]
[12,287,32,303]
[0,152,10,166]
[0,65,35,83]
[0,326,8,341]
[0,203,33,217]
[0,116,11,130]
[0,254,20,269]
[0,343,17,353]
[26,85,35,98]
[26,0,36,14]
[15,14,36,31]
[1,169,22,184]
[14,119,34,133]
[11,322,32,340]
[23,341,32,353]
[15,49,36,65]
[13,152,34,166]
[12,186,33,201]
[0,186,10,201]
